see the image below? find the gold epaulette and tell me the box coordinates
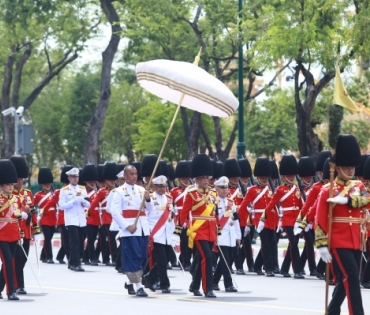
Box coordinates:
[78,185,85,189]
[186,185,196,193]
[165,193,172,199]
[22,188,31,193]
[61,186,70,190]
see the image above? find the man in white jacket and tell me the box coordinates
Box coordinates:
[59,167,90,272]
[143,175,175,293]
[212,176,240,292]
[110,165,150,297]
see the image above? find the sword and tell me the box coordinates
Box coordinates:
[217,243,238,288]
[34,241,41,276]
[19,241,43,292]
[170,245,187,277]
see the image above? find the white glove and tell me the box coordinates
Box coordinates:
[37,215,41,222]
[33,233,42,243]
[305,223,312,232]
[318,247,332,263]
[21,212,28,220]
[294,227,303,235]
[276,220,283,232]
[171,234,180,247]
[182,222,187,229]
[247,206,253,214]
[256,221,264,233]
[327,196,348,205]
[243,226,250,237]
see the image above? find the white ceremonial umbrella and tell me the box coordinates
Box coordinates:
[133,51,238,226]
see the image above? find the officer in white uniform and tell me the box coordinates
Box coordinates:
[144,175,175,293]
[111,165,150,297]
[59,167,90,272]
[212,176,240,292]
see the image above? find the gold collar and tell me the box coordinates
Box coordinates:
[197,187,209,194]
[335,177,351,186]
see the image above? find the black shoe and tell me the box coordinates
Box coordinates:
[97,260,102,263]
[105,262,114,266]
[363,281,370,289]
[294,273,305,279]
[213,284,220,291]
[136,287,148,297]
[205,291,217,298]
[316,272,325,280]
[266,271,275,277]
[143,274,156,292]
[281,271,291,278]
[310,270,318,276]
[83,260,90,265]
[193,290,202,296]
[41,259,47,263]
[7,293,19,301]
[161,288,171,293]
[154,283,161,291]
[75,265,85,272]
[230,269,235,274]
[248,267,255,272]
[301,270,306,275]
[16,288,27,295]
[256,270,265,276]
[46,259,54,264]
[236,269,246,275]
[273,268,281,274]
[329,280,335,286]
[225,286,237,292]
[90,261,98,266]
[0,293,2,299]
[125,282,136,295]
[184,265,191,272]
[116,267,123,273]
[171,262,179,268]
[167,263,172,270]
[58,259,66,264]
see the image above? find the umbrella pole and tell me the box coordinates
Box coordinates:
[134,95,185,227]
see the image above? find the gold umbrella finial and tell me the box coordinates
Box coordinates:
[193,47,202,66]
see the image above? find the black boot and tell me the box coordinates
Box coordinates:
[8,292,19,301]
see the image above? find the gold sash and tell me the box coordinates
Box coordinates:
[0,195,17,214]
[187,203,214,249]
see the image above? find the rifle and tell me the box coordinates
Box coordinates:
[295,175,307,202]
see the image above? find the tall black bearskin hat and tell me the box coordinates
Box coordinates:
[322,158,336,180]
[175,160,191,178]
[335,134,361,167]
[254,157,271,177]
[167,163,175,181]
[117,163,125,174]
[355,154,370,177]
[0,159,18,185]
[81,164,98,182]
[238,159,252,177]
[141,154,162,178]
[269,160,279,179]
[316,151,332,172]
[279,155,298,176]
[216,161,224,178]
[97,164,105,182]
[60,165,73,184]
[130,162,142,179]
[103,162,118,181]
[363,157,370,180]
[158,160,169,178]
[191,154,213,178]
[78,168,84,186]
[298,157,316,177]
[38,167,53,184]
[9,155,28,179]
[224,159,241,178]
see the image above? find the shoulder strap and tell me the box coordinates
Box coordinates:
[252,186,269,207]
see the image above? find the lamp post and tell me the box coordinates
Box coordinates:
[236,0,246,159]
[1,106,24,155]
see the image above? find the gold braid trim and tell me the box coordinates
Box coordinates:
[315,224,327,248]
[174,225,182,236]
[296,211,302,223]
[349,196,370,209]
[299,215,308,230]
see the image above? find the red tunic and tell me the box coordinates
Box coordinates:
[89,188,112,225]
[239,185,276,229]
[34,190,57,226]
[179,186,217,242]
[264,184,303,227]
[227,186,244,225]
[316,179,366,250]
[13,188,37,240]
[0,193,21,242]
[86,189,100,226]
[44,190,65,225]
[301,182,323,218]
[170,186,186,225]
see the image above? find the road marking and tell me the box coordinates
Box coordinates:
[28,285,348,314]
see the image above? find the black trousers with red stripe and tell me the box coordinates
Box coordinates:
[0,241,17,295]
[281,226,301,274]
[86,224,99,262]
[192,240,214,293]
[56,224,70,262]
[213,246,233,288]
[14,239,30,289]
[256,228,277,272]
[299,229,316,272]
[147,242,172,289]
[40,225,55,260]
[328,248,364,315]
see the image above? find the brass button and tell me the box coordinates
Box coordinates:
[349,216,352,218]
[349,222,352,226]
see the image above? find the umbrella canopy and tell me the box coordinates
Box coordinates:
[136,59,238,117]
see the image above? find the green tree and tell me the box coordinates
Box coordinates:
[342,119,370,151]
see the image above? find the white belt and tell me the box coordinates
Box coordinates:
[100,207,107,210]
[280,206,300,211]
[94,207,99,211]
[175,206,183,210]
[253,209,264,213]
[49,207,55,211]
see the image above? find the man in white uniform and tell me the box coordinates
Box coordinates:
[59,167,90,272]
[111,165,150,297]
[212,176,240,292]
[144,175,175,293]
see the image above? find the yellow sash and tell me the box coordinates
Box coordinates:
[187,203,215,249]
[0,195,17,214]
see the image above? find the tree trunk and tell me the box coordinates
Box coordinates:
[84,0,122,165]
[186,112,201,159]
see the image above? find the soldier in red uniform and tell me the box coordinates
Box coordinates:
[241,157,276,276]
[263,155,304,278]
[179,154,217,298]
[170,160,192,271]
[315,134,369,315]
[34,167,56,263]
[81,164,99,265]
[0,160,23,300]
[296,157,317,276]
[9,155,40,295]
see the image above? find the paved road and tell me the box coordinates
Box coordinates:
[2,245,369,315]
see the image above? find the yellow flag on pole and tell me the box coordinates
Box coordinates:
[333,65,359,112]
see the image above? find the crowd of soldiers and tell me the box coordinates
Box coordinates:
[0,134,369,314]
